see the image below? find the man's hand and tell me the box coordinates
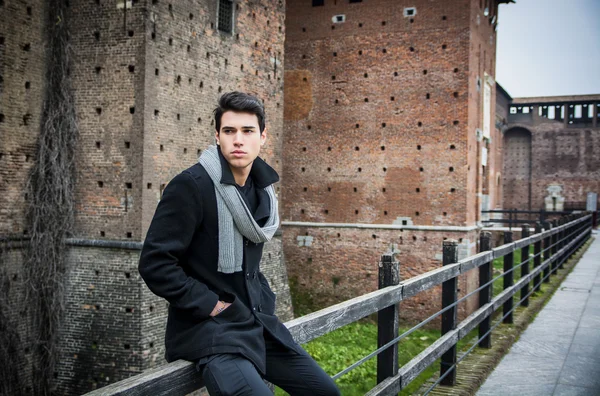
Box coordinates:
[210,300,232,317]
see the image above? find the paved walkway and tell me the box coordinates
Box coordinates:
[477,232,600,396]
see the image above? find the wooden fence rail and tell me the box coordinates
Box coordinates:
[86,213,593,396]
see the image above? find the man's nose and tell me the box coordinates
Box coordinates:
[233,131,243,144]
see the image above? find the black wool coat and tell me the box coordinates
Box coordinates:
[138,150,303,374]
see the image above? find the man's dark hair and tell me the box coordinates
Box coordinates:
[214,91,266,133]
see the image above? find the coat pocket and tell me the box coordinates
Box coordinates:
[211,295,251,324]
[260,286,277,316]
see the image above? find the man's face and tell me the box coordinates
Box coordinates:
[215,110,266,172]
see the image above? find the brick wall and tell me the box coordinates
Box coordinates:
[502,97,600,212]
[0,0,47,392]
[281,0,501,318]
[1,0,291,393]
[283,226,480,322]
[0,0,45,236]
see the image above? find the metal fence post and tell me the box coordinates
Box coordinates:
[543,221,552,283]
[377,253,399,384]
[520,224,530,307]
[533,222,543,292]
[503,231,514,324]
[478,232,493,348]
[440,240,458,386]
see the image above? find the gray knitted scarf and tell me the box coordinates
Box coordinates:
[199,145,279,273]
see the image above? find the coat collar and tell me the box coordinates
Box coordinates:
[217,146,279,189]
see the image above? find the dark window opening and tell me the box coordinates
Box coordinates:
[312,0,324,6]
[218,0,233,34]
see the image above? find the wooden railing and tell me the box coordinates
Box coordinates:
[86,213,593,396]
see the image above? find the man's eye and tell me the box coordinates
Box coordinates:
[244,129,254,133]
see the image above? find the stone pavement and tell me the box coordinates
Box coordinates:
[477,232,600,396]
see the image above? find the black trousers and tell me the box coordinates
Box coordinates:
[197,335,340,396]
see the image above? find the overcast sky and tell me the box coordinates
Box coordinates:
[496,0,600,98]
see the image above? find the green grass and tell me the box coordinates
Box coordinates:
[275,321,477,396]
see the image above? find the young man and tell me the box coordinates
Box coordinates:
[139,92,340,395]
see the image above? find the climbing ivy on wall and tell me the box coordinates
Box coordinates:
[23,0,78,393]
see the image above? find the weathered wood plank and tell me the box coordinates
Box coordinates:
[402,263,461,299]
[84,360,201,396]
[459,251,493,273]
[514,235,535,250]
[492,243,515,259]
[286,284,403,344]
[456,303,495,339]
[491,287,517,312]
[365,374,400,396]
[529,233,543,244]
[399,329,459,389]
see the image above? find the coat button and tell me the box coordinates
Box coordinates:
[258,304,263,312]
[246,273,250,279]
[253,306,256,311]
[252,271,257,279]
[245,239,249,246]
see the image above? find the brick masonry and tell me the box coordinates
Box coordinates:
[281,0,502,319]
[1,0,291,394]
[499,92,600,212]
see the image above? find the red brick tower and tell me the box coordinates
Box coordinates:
[282,0,510,318]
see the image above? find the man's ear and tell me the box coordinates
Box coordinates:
[215,131,220,145]
[260,127,267,146]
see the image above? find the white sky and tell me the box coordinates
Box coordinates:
[496,0,600,98]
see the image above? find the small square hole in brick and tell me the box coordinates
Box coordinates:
[126,182,132,189]
[125,272,131,278]
[100,231,105,237]
[127,232,132,238]
[94,31,100,41]
[96,141,101,149]
[130,107,135,114]
[154,109,159,116]
[98,181,104,187]
[125,141,131,148]
[96,107,102,115]
[129,65,135,73]
[126,307,133,313]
